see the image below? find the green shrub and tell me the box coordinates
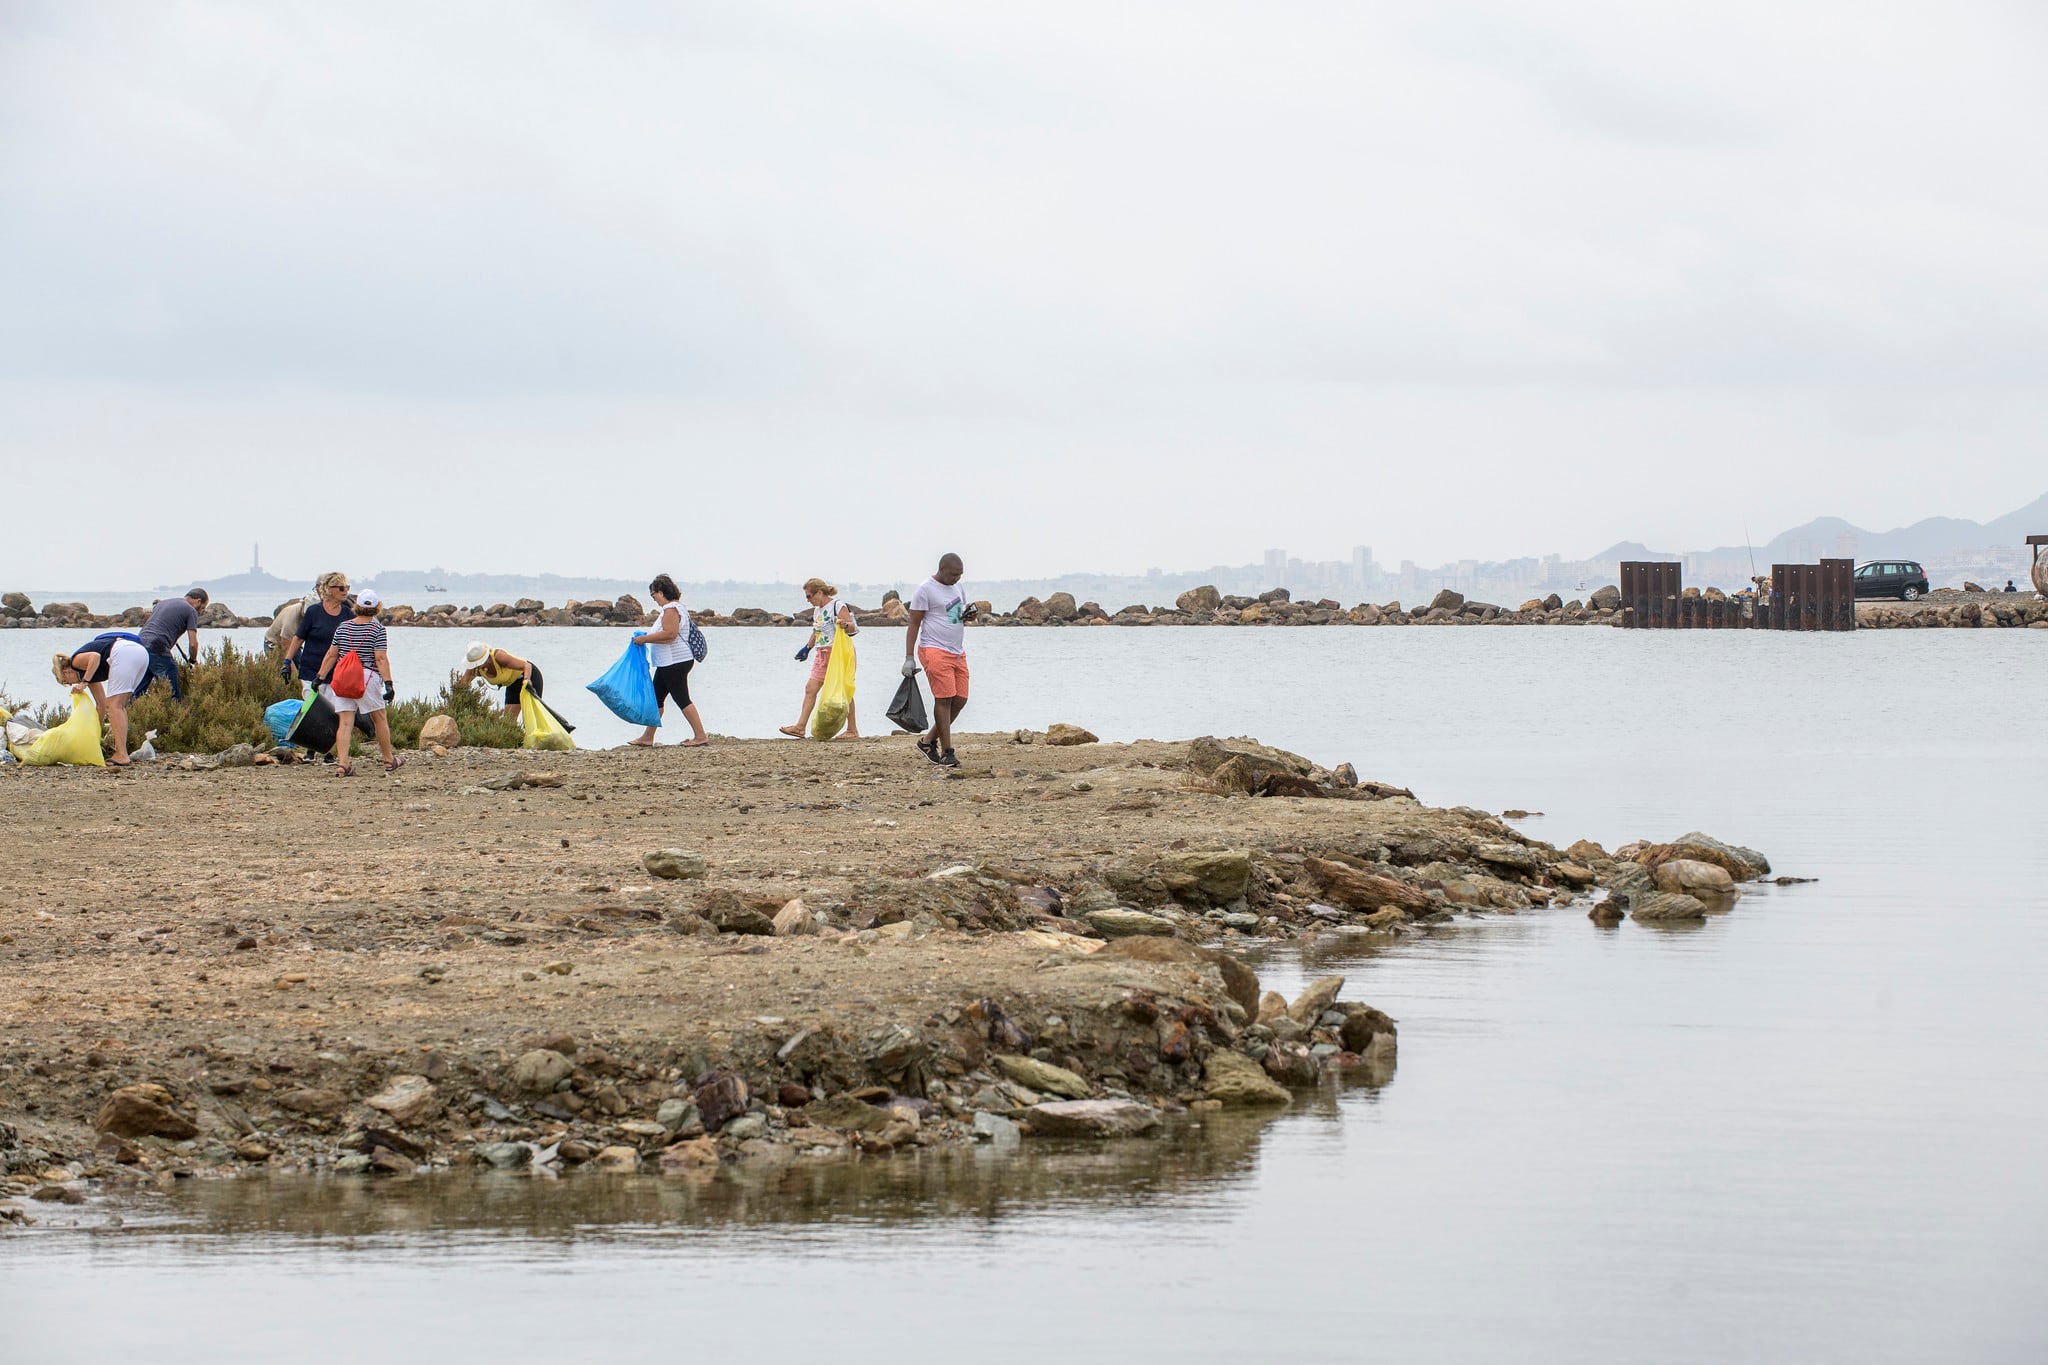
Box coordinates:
[386,673,524,750]
[124,641,295,753]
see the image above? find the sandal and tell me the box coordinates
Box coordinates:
[384,755,407,772]
[627,739,655,748]
[335,763,355,777]
[680,737,710,748]
[777,725,803,738]
[107,758,133,769]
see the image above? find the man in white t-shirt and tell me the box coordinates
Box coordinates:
[903,552,977,768]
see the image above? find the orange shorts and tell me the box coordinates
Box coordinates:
[919,647,969,700]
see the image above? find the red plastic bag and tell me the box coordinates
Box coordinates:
[332,652,366,699]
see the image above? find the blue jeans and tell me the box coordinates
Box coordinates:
[143,650,182,700]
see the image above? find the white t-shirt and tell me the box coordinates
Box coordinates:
[812,599,842,648]
[909,577,968,655]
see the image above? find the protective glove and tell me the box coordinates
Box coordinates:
[382,681,396,703]
[795,643,813,662]
[278,661,292,681]
[900,657,919,678]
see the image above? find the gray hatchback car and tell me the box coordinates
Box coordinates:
[1852,560,1930,600]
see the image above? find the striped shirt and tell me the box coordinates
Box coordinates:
[332,619,387,672]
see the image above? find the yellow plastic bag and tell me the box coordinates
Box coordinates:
[809,627,856,739]
[519,688,575,751]
[12,692,106,767]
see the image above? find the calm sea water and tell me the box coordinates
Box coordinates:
[3,627,2045,1364]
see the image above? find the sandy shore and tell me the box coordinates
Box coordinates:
[0,730,1750,1210]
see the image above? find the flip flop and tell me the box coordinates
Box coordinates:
[627,739,655,748]
[680,738,710,748]
[107,759,132,769]
[777,725,803,738]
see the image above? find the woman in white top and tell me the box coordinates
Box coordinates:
[629,574,708,748]
[779,576,860,739]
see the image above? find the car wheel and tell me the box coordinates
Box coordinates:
[1901,586,1920,601]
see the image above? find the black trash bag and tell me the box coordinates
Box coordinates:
[886,674,928,734]
[285,691,375,751]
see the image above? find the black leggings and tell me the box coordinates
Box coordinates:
[654,661,693,711]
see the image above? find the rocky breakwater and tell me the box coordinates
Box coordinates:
[0,732,1770,1217]
[1856,589,2048,630]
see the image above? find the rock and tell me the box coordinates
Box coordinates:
[1588,584,1622,610]
[993,1054,1091,1100]
[701,891,776,935]
[275,1087,350,1118]
[1186,736,1316,788]
[1083,908,1177,938]
[1044,723,1099,747]
[1654,858,1737,896]
[1337,1005,1398,1053]
[233,1137,272,1163]
[657,1099,704,1135]
[1305,858,1430,911]
[1100,937,1261,1020]
[1261,1040,1321,1087]
[594,1145,640,1171]
[1647,832,1770,881]
[473,1142,529,1169]
[723,1114,768,1141]
[417,715,460,749]
[1331,762,1357,788]
[972,1111,1022,1147]
[1044,592,1078,621]
[1288,976,1345,1026]
[1428,588,1465,612]
[659,1137,720,1170]
[644,849,708,881]
[1175,585,1222,613]
[805,1095,898,1133]
[613,594,646,622]
[1628,891,1708,922]
[94,1084,200,1140]
[1025,1099,1160,1139]
[1475,843,1539,873]
[364,1075,439,1125]
[692,1070,750,1131]
[1013,596,1048,624]
[1156,849,1252,904]
[1555,863,1597,887]
[1564,839,1610,864]
[1203,1050,1291,1106]
[215,743,258,768]
[1257,990,1290,1026]
[511,1049,574,1094]
[772,899,816,936]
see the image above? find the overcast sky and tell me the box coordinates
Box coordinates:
[3,1,2044,587]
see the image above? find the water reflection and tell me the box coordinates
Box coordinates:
[104,1109,1322,1247]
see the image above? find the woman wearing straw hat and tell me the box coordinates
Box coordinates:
[458,642,545,720]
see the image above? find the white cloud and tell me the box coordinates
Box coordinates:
[2,0,2044,586]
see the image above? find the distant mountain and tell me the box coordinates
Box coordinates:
[175,568,301,596]
[1584,541,1678,563]
[1687,494,2048,565]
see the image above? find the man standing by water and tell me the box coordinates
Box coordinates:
[904,552,976,768]
[137,588,207,700]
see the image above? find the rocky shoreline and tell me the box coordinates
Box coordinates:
[10,586,2042,635]
[2,732,1772,1222]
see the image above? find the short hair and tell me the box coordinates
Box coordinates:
[316,571,349,594]
[648,574,680,602]
[938,553,963,571]
[185,588,210,605]
[802,577,837,597]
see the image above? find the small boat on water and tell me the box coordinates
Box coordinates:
[425,584,448,593]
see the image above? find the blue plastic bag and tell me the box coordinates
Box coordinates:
[264,698,305,746]
[587,640,658,727]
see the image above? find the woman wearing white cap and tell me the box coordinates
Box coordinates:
[458,642,544,720]
[313,589,401,775]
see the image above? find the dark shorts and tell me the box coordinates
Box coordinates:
[654,661,693,712]
[503,664,544,708]
[140,650,182,700]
